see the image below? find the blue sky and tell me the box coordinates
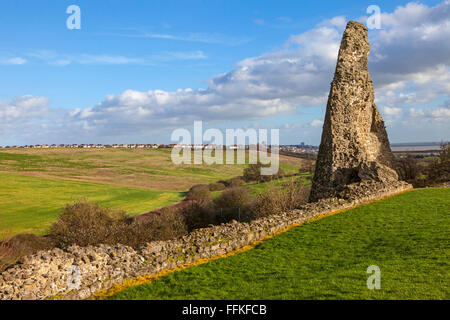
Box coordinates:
[0,0,449,145]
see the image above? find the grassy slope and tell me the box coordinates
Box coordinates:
[0,149,245,191]
[245,173,311,195]
[0,150,307,191]
[0,173,184,238]
[0,149,308,238]
[108,188,450,300]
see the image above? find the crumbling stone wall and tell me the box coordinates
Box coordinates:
[0,184,411,300]
[310,21,403,202]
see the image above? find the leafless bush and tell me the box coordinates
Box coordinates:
[250,180,310,219]
[243,163,263,182]
[213,187,251,210]
[49,200,188,248]
[219,177,246,188]
[427,142,450,184]
[243,162,285,182]
[121,207,187,247]
[181,200,214,232]
[0,233,53,272]
[49,200,127,247]
[395,157,421,181]
[186,184,211,201]
[208,182,226,191]
[212,187,253,222]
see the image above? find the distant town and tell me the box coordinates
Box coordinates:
[2,142,443,155]
[0,142,320,155]
[1,142,447,158]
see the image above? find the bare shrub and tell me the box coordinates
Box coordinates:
[208,182,226,191]
[49,200,189,248]
[427,142,450,184]
[260,167,285,182]
[218,177,245,188]
[227,177,246,187]
[212,187,253,222]
[49,200,128,247]
[244,162,285,182]
[121,207,187,247]
[186,184,211,201]
[250,180,310,219]
[394,143,449,186]
[243,163,262,182]
[298,161,316,175]
[181,200,214,232]
[395,157,421,181]
[0,233,53,272]
[213,187,251,210]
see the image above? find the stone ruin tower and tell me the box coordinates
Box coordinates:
[310,21,403,202]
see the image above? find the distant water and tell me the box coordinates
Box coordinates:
[391,145,442,152]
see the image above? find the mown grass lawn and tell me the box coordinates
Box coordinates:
[0,173,184,238]
[108,188,450,300]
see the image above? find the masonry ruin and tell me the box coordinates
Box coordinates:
[310,21,409,202]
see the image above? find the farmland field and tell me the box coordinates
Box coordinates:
[107,188,450,300]
[0,148,310,238]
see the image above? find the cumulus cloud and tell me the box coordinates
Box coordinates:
[75,1,449,141]
[0,95,49,120]
[1,1,449,145]
[0,95,53,140]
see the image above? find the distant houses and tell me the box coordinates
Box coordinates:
[0,143,288,150]
[0,143,163,149]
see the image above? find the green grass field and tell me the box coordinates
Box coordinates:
[245,173,311,195]
[107,188,450,300]
[0,172,184,238]
[0,149,310,238]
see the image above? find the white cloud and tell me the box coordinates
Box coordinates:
[100,31,250,46]
[409,106,450,121]
[0,95,49,120]
[310,119,324,127]
[0,57,27,65]
[383,106,402,116]
[25,50,206,66]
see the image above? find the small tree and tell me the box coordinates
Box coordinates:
[427,142,450,183]
[395,157,421,182]
[243,162,284,182]
[243,163,263,182]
